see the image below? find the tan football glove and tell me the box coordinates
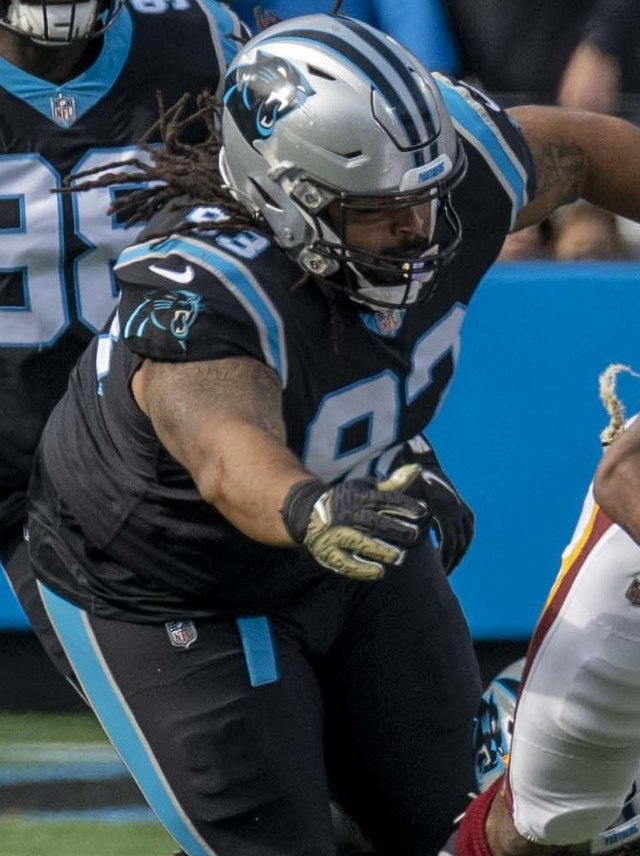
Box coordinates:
[280,464,430,580]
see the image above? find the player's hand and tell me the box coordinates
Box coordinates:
[415,464,474,573]
[392,438,474,574]
[280,464,430,580]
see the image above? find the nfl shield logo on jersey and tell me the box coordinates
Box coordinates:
[375,310,403,335]
[50,94,77,127]
[360,309,406,337]
[166,620,198,649]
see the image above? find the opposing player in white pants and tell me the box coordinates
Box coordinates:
[453,369,640,856]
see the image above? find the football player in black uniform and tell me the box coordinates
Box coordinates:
[21,12,640,856]
[0,0,243,666]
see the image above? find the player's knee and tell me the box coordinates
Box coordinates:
[531,806,624,849]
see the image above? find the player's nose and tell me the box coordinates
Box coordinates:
[390,204,430,239]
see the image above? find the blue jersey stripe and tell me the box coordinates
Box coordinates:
[198,0,243,66]
[39,583,218,856]
[338,17,437,142]
[116,240,161,267]
[117,236,287,385]
[0,8,132,124]
[436,79,528,220]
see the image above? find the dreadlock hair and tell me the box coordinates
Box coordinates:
[599,363,640,447]
[61,90,258,241]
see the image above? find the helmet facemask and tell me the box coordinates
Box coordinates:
[293,157,466,310]
[1,0,122,44]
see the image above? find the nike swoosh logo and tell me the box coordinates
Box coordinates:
[149,263,195,284]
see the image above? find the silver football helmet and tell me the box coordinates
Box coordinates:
[219,13,466,310]
[0,0,122,43]
[474,659,640,855]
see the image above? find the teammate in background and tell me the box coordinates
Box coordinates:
[451,367,640,856]
[0,0,243,673]
[18,12,640,856]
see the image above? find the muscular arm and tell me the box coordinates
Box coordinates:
[593,417,640,543]
[510,105,640,229]
[132,355,314,546]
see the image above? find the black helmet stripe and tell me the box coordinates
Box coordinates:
[260,27,431,165]
[268,27,426,154]
[337,16,438,142]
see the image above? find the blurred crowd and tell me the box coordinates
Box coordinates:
[231,0,640,261]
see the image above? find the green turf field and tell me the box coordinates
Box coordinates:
[0,711,105,743]
[0,821,175,856]
[0,712,175,856]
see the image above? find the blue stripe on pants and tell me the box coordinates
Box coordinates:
[38,582,217,856]
[236,616,279,687]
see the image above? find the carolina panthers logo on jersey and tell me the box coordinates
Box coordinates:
[225,52,315,141]
[123,289,201,350]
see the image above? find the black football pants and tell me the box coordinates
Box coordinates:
[0,523,80,691]
[35,539,481,856]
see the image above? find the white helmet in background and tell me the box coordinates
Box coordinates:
[220,13,466,310]
[474,659,640,855]
[0,0,122,44]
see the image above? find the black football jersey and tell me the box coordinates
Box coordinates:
[32,76,536,619]
[0,0,244,530]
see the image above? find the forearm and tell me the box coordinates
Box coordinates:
[133,355,316,546]
[579,113,640,220]
[188,413,313,545]
[594,418,640,543]
[512,106,640,228]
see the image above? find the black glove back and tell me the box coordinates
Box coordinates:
[392,438,475,574]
